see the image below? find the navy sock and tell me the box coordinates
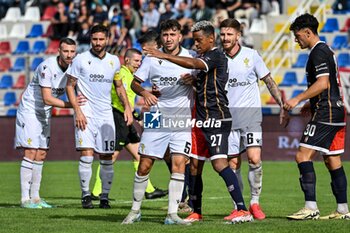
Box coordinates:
[181,163,190,203]
[298,161,316,202]
[189,175,203,214]
[219,166,246,211]
[329,166,348,204]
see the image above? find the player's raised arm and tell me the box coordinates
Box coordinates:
[131,78,158,106]
[145,48,206,70]
[66,74,87,130]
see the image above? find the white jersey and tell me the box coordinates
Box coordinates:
[226,46,270,129]
[68,50,120,119]
[135,47,194,125]
[17,56,69,119]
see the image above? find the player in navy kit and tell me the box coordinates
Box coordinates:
[285,13,350,220]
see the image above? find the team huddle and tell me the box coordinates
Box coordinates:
[15,13,350,225]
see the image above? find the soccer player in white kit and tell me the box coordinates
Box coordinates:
[122,19,194,225]
[16,38,77,208]
[220,19,289,220]
[66,24,133,209]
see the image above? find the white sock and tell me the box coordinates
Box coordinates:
[20,157,34,203]
[305,201,318,210]
[168,173,185,214]
[30,161,43,201]
[337,203,349,214]
[248,162,263,205]
[131,173,149,211]
[100,160,114,199]
[79,156,93,196]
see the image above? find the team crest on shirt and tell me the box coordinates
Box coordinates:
[78,138,83,146]
[158,60,163,65]
[43,65,47,70]
[244,58,250,67]
[53,74,57,79]
[109,60,114,68]
[27,138,32,146]
[140,143,145,154]
[88,61,91,65]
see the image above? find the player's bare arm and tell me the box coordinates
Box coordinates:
[284,75,329,110]
[262,74,289,127]
[114,79,133,126]
[66,74,87,130]
[145,48,206,70]
[131,78,158,106]
[41,87,72,108]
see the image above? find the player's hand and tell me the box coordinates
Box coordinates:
[300,101,311,117]
[279,107,290,128]
[143,91,158,106]
[75,109,87,131]
[283,97,300,111]
[144,48,166,59]
[180,73,194,85]
[124,106,133,126]
[151,84,161,97]
[76,93,87,106]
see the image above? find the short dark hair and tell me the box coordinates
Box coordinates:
[125,48,142,59]
[90,24,109,37]
[191,20,215,36]
[289,13,319,35]
[137,30,160,46]
[59,37,76,47]
[220,18,241,32]
[159,19,181,33]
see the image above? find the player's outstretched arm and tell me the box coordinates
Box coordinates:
[66,75,87,130]
[41,87,72,108]
[131,78,158,106]
[262,74,289,127]
[114,79,133,126]
[284,75,329,111]
[145,48,206,70]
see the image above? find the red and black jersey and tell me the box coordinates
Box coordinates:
[306,41,346,124]
[195,48,231,121]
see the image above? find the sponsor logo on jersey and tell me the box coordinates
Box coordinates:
[52,87,65,95]
[159,76,187,86]
[89,74,112,83]
[227,78,251,88]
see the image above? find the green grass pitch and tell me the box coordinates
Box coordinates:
[0,161,349,233]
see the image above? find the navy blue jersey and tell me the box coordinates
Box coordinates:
[306,41,346,124]
[195,48,231,121]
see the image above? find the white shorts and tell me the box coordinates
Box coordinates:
[15,112,50,149]
[138,130,191,159]
[75,116,115,154]
[228,124,262,155]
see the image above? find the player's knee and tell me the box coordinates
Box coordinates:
[24,149,37,160]
[248,160,262,168]
[228,156,241,170]
[36,150,47,161]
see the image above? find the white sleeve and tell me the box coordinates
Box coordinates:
[253,50,270,79]
[67,55,81,79]
[134,56,151,82]
[38,62,52,88]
